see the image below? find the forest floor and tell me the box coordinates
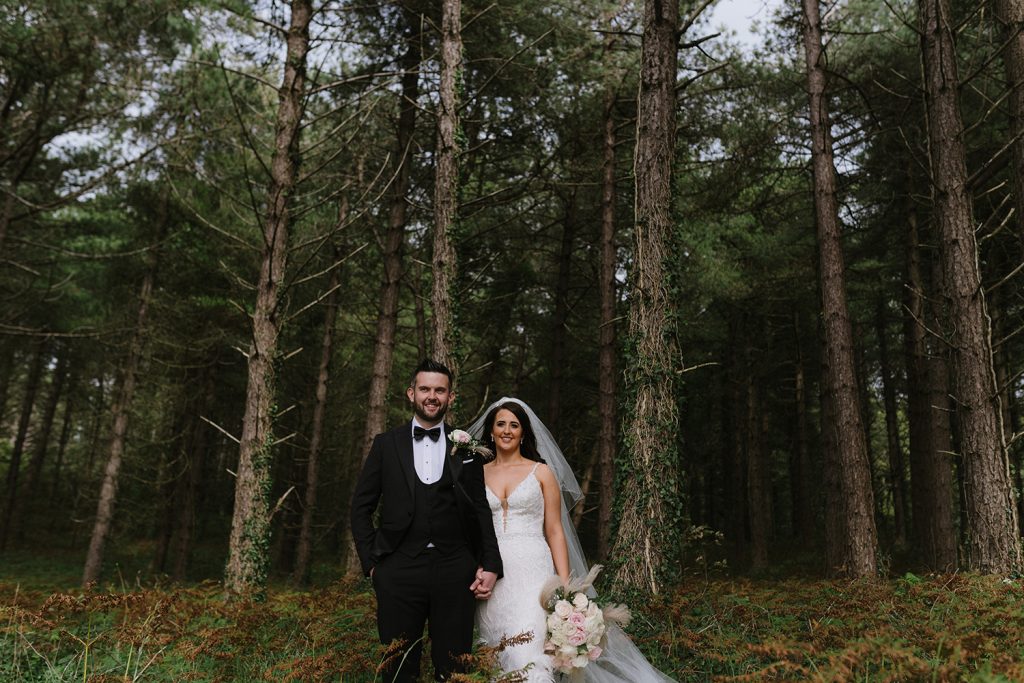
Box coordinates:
[1,548,1024,682]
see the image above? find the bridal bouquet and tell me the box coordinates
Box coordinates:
[539,565,631,678]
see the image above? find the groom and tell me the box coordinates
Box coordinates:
[350,358,502,682]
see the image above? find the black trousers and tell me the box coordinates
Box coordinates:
[373,545,478,682]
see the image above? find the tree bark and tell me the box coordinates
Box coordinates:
[746,374,771,572]
[359,13,420,457]
[294,245,343,585]
[343,20,421,576]
[876,299,909,545]
[0,339,46,549]
[430,0,462,375]
[171,366,216,582]
[16,350,69,538]
[724,330,748,570]
[791,313,815,544]
[82,255,157,584]
[50,370,77,501]
[802,0,878,577]
[919,0,1021,572]
[224,0,312,597]
[596,82,618,561]
[548,191,577,436]
[994,0,1024,247]
[903,189,958,569]
[610,0,683,595]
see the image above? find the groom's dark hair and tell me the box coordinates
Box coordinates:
[409,358,454,388]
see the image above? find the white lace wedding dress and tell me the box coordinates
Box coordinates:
[470,398,677,683]
[477,463,555,682]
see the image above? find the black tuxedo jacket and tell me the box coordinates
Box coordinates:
[350,422,503,578]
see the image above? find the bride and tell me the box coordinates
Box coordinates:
[469,398,676,682]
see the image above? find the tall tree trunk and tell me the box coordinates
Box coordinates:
[746,374,771,572]
[791,314,815,544]
[430,0,462,375]
[82,254,158,584]
[294,245,343,585]
[0,344,16,439]
[224,0,311,597]
[802,0,878,577]
[360,15,419,458]
[903,187,957,569]
[994,0,1024,247]
[919,0,1021,572]
[70,374,106,549]
[16,350,69,539]
[876,299,909,545]
[171,366,216,582]
[610,0,682,595]
[0,339,46,549]
[50,371,77,501]
[724,327,748,570]
[548,192,577,435]
[596,81,618,561]
[344,21,421,576]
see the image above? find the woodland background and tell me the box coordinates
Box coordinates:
[2,0,1024,679]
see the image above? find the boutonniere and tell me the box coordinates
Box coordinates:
[450,429,494,462]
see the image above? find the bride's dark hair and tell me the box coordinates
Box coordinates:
[482,401,544,463]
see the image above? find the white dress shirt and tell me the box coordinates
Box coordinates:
[411,419,445,484]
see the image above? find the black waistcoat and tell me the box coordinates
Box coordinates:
[396,462,466,557]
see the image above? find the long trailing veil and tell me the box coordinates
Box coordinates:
[468,397,677,683]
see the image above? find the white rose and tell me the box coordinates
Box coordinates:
[572,654,590,668]
[587,603,601,618]
[451,429,471,444]
[554,600,573,618]
[560,644,577,657]
[572,592,589,609]
[547,614,561,630]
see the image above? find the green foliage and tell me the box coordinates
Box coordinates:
[4,573,1024,681]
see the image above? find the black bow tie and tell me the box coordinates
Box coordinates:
[413,426,441,442]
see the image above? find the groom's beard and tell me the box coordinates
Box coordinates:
[413,400,448,424]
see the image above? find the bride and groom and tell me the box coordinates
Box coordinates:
[350,359,674,682]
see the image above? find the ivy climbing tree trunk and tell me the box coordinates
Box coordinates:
[919,0,1021,573]
[224,0,311,597]
[609,0,683,596]
[430,0,462,376]
[801,0,878,577]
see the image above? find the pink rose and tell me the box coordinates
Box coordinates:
[554,600,573,618]
[568,627,587,646]
[569,611,586,626]
[588,645,603,661]
[451,429,471,444]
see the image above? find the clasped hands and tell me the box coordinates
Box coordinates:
[470,567,498,600]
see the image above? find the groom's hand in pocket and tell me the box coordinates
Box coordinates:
[470,567,497,600]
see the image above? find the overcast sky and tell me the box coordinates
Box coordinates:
[706,0,783,50]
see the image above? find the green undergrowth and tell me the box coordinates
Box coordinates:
[1,571,1023,681]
